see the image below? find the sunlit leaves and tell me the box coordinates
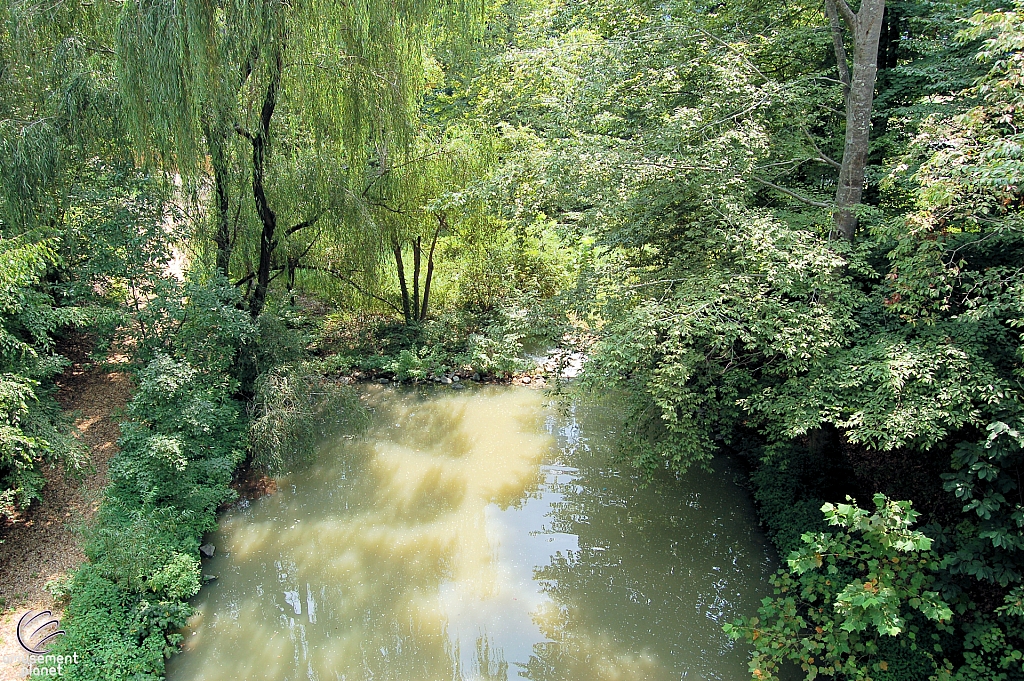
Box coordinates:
[727,494,952,680]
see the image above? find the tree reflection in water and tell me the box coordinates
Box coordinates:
[167,387,773,681]
[518,400,776,681]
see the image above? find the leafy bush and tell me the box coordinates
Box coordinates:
[726,495,953,681]
[53,558,195,681]
[51,277,251,680]
[583,213,858,475]
[131,272,256,375]
[388,348,428,381]
[464,324,530,378]
[0,237,88,518]
[310,294,561,381]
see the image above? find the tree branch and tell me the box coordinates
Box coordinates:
[695,27,768,82]
[833,0,858,29]
[366,199,412,216]
[84,43,115,56]
[360,149,447,198]
[752,177,831,208]
[239,43,259,91]
[234,271,258,287]
[285,211,325,237]
[295,265,402,314]
[825,0,852,100]
[233,228,322,288]
[803,127,841,169]
[293,229,322,263]
[420,214,444,321]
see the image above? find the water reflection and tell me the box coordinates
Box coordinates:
[167,385,773,681]
[521,401,775,681]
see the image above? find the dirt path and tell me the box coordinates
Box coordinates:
[0,363,131,680]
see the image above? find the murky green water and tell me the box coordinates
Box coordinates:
[167,385,775,681]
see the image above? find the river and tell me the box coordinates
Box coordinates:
[167,384,775,681]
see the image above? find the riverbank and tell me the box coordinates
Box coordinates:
[337,347,586,388]
[0,359,131,681]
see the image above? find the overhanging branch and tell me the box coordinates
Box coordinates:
[295,265,402,314]
[367,199,412,216]
[285,211,325,237]
[752,177,831,208]
[803,127,841,169]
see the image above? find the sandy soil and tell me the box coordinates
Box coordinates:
[0,363,131,680]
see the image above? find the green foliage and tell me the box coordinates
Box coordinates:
[583,213,858,474]
[745,331,1006,452]
[0,0,174,519]
[312,293,562,382]
[5,0,1024,678]
[726,495,953,680]
[0,237,89,518]
[462,298,547,377]
[53,565,189,681]
[132,272,256,373]
[748,443,832,557]
[55,278,249,680]
[470,0,1024,677]
[0,372,47,515]
[250,363,366,472]
[463,324,529,378]
[942,420,1024,587]
[389,349,429,381]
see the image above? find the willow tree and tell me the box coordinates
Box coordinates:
[1,0,133,239]
[361,127,495,323]
[113,0,478,317]
[0,1,171,515]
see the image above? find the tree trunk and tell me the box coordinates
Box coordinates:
[287,256,297,306]
[248,48,283,319]
[213,162,232,276]
[394,243,411,323]
[419,215,443,322]
[824,0,851,101]
[204,122,233,277]
[412,236,421,321]
[878,6,901,70]
[827,0,885,241]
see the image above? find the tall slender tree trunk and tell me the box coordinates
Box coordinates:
[207,126,233,277]
[878,7,901,70]
[419,215,443,322]
[247,48,283,319]
[393,215,445,324]
[209,46,260,279]
[394,243,411,323]
[827,0,886,241]
[824,0,851,101]
[412,236,421,321]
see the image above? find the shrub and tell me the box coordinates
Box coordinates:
[0,238,89,518]
[725,494,953,681]
[52,278,249,680]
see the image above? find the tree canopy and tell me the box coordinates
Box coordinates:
[4,0,1024,678]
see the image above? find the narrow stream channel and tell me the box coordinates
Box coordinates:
[167,384,775,681]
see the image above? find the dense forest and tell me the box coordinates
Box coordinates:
[2,0,1024,678]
